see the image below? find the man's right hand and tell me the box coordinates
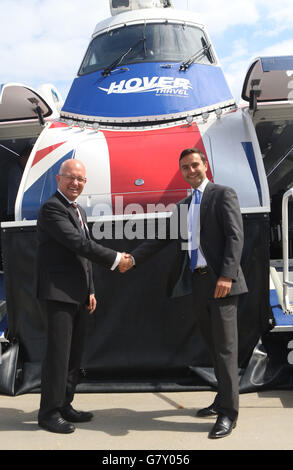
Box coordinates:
[214,276,232,298]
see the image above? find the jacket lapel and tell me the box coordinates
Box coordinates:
[55,191,84,233]
[182,181,214,229]
[69,206,84,233]
[200,181,214,228]
[79,207,90,239]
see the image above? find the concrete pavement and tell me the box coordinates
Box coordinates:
[0,389,292,451]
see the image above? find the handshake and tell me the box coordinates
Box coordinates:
[117,252,134,273]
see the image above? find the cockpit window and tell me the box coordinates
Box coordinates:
[78,23,214,76]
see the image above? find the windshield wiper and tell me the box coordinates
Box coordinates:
[179,38,213,71]
[102,37,146,77]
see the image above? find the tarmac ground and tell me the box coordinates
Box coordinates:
[0,389,292,453]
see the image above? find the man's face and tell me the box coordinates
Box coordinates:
[179,152,208,189]
[56,161,87,201]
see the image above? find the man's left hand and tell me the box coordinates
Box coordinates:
[87,294,97,314]
[214,277,232,298]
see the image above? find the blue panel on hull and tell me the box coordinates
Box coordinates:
[21,151,74,220]
[241,142,262,206]
[62,63,233,119]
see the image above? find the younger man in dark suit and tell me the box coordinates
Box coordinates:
[120,148,247,439]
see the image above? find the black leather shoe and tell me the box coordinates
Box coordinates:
[38,415,75,434]
[196,404,218,418]
[61,405,93,423]
[208,414,237,439]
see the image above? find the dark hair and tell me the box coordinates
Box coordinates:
[179,147,206,164]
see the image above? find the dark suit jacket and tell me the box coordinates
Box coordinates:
[132,181,248,298]
[36,191,117,304]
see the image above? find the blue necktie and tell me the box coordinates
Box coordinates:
[190,189,201,272]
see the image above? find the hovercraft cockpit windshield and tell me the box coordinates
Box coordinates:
[78,22,214,77]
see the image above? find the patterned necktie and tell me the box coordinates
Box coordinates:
[190,189,201,272]
[72,202,86,236]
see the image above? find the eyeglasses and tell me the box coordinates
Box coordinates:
[59,174,87,183]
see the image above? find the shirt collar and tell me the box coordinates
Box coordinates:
[57,188,76,205]
[193,178,209,195]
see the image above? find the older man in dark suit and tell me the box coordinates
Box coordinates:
[121,148,248,439]
[36,159,130,434]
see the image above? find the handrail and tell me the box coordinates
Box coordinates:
[282,188,293,314]
[267,146,293,178]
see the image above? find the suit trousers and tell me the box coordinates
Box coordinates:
[192,269,239,420]
[38,300,88,421]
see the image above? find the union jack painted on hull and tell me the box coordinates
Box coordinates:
[18,119,214,220]
[16,111,265,222]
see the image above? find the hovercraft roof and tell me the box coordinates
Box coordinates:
[92,8,205,38]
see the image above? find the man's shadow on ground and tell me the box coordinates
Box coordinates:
[0,406,212,435]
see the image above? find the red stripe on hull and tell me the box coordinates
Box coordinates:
[50,121,69,129]
[32,142,66,167]
[104,123,211,213]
